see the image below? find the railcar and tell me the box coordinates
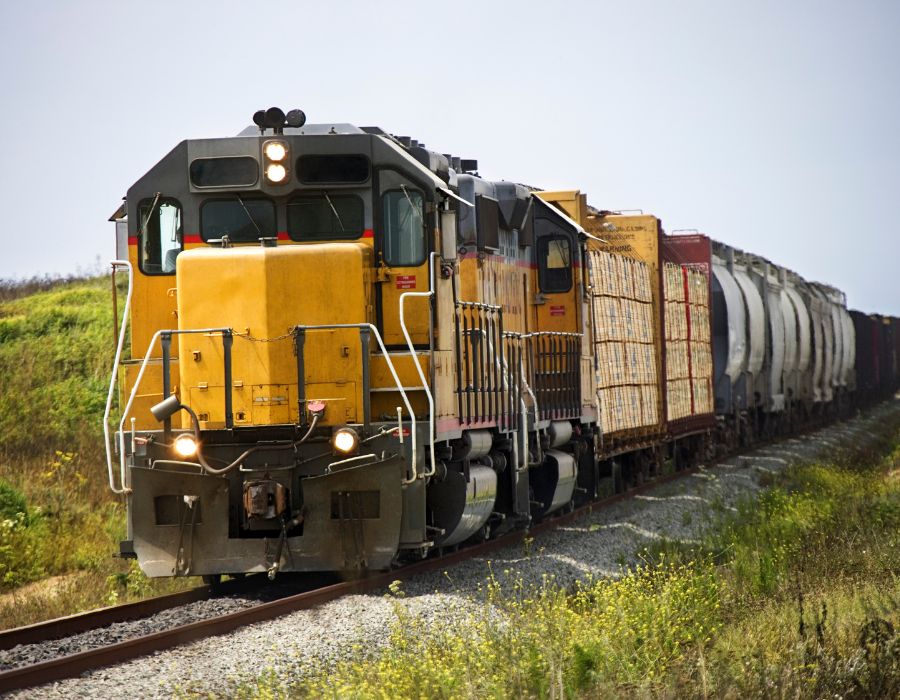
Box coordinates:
[103,108,898,580]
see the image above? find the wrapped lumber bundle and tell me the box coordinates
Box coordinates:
[663,261,715,422]
[588,249,661,436]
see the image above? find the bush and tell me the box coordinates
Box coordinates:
[0,481,28,522]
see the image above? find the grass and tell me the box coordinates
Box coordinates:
[0,276,194,628]
[220,406,900,699]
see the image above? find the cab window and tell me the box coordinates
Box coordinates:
[382,188,425,266]
[200,198,276,243]
[138,197,182,275]
[287,194,364,240]
[537,235,572,293]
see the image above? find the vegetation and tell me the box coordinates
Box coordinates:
[229,410,900,699]
[0,275,191,629]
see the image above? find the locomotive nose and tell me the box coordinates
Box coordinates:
[174,241,373,429]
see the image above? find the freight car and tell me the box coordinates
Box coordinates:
[103,108,900,580]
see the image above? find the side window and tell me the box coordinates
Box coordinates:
[382,188,425,266]
[538,235,572,293]
[200,198,276,243]
[138,197,182,275]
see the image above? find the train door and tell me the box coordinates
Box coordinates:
[375,169,432,347]
[532,203,580,334]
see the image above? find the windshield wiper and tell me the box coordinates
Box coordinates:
[140,192,162,235]
[323,192,347,232]
[236,194,263,238]
[398,184,423,231]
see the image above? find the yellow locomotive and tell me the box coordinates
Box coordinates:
[104,107,852,580]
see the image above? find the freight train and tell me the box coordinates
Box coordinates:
[103,107,900,581]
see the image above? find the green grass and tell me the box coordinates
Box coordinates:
[0,276,194,628]
[221,408,900,699]
[0,276,113,458]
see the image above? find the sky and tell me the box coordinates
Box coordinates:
[0,0,897,314]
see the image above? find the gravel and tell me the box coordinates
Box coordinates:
[7,402,897,699]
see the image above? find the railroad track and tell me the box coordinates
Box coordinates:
[0,462,701,695]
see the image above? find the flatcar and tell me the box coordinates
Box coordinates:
[103,107,900,580]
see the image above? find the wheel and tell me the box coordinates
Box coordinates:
[202,574,222,588]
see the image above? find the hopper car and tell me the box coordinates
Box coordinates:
[103,108,900,580]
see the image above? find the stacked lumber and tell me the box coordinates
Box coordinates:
[589,250,660,436]
[663,263,714,421]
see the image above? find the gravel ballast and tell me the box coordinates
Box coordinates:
[8,402,898,698]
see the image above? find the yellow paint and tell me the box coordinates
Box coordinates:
[126,244,178,360]
[175,242,372,427]
[536,190,588,224]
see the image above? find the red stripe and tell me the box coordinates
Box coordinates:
[362,229,374,239]
[277,232,290,241]
[682,266,695,415]
[127,236,137,246]
[184,234,202,244]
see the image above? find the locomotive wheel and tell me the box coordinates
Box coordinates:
[202,574,222,588]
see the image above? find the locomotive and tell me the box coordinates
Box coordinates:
[103,107,899,580]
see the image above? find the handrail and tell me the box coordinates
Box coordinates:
[496,331,529,472]
[521,331,583,423]
[116,327,232,492]
[398,252,438,479]
[103,261,133,494]
[114,321,419,486]
[291,322,420,484]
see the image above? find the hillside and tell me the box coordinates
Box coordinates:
[0,276,190,627]
[0,276,112,459]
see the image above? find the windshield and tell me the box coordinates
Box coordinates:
[200,198,276,242]
[287,194,364,240]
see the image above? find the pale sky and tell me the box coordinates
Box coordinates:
[0,0,897,314]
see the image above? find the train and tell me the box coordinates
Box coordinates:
[103,107,900,581]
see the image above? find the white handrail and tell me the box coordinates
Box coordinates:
[103,261,133,494]
[291,323,420,484]
[398,252,437,479]
[117,327,232,492]
[115,322,419,486]
[492,334,529,473]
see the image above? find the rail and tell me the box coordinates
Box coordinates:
[115,327,233,492]
[291,322,420,483]
[523,332,582,421]
[398,252,438,479]
[103,260,133,494]
[454,301,506,425]
[499,331,528,471]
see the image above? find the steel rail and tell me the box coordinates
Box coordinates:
[0,463,699,694]
[0,574,281,653]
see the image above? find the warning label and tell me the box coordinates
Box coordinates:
[550,305,566,317]
[395,275,416,289]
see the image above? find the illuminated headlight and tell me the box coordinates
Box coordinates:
[332,428,359,454]
[266,163,287,183]
[173,434,198,458]
[264,141,288,162]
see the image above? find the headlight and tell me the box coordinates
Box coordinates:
[265,163,287,183]
[332,428,359,454]
[264,141,288,162]
[173,434,198,458]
